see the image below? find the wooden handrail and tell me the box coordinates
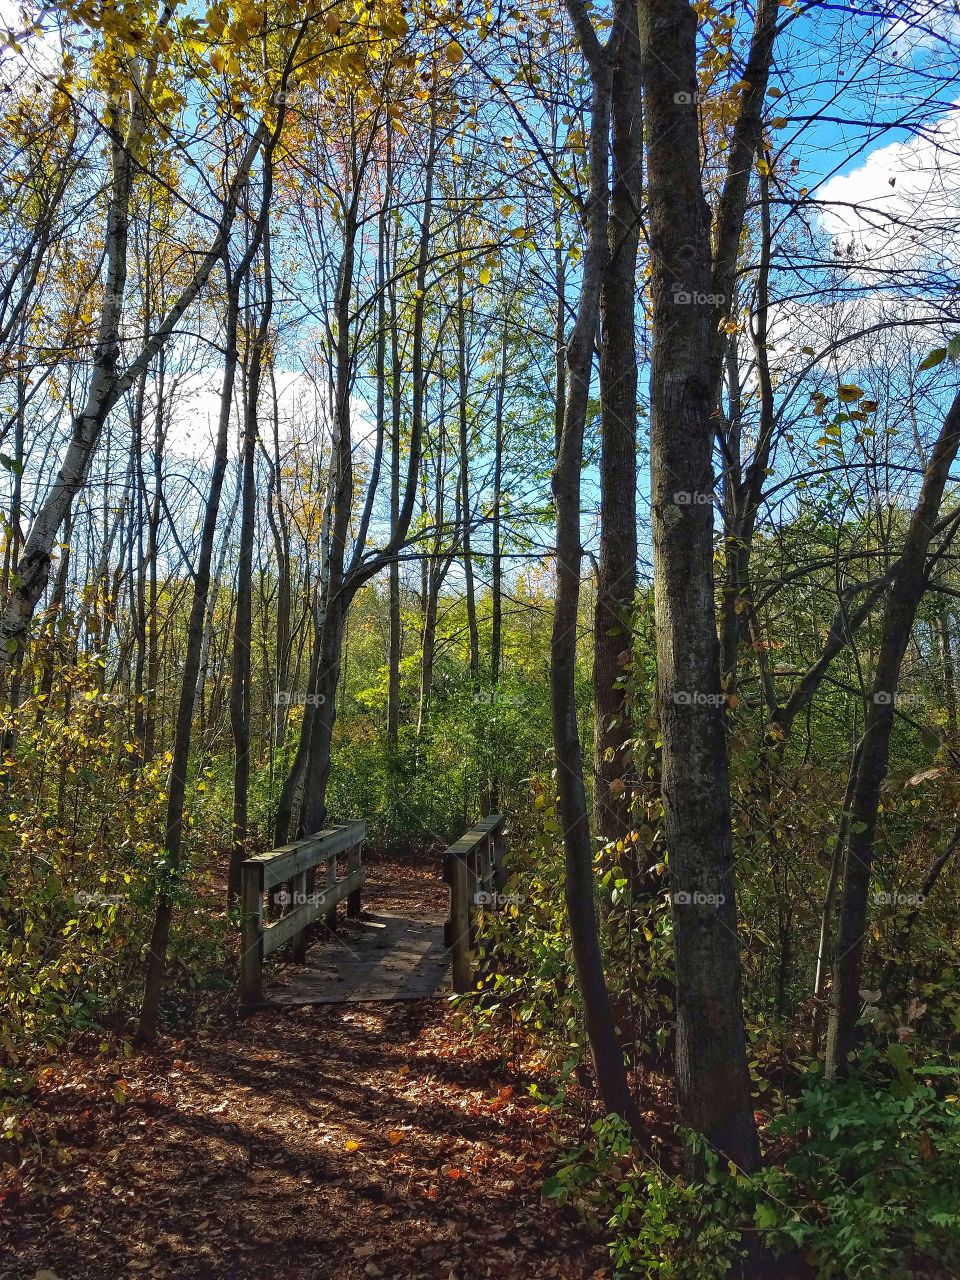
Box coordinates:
[239,819,365,1007]
[443,813,507,993]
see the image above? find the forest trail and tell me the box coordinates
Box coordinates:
[0,855,610,1280]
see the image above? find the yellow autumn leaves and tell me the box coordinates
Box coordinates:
[344,1127,405,1151]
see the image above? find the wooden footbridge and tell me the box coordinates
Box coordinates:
[238,814,508,1009]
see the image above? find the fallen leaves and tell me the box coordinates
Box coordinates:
[1,857,610,1280]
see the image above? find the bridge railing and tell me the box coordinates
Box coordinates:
[443,813,507,993]
[239,819,365,1007]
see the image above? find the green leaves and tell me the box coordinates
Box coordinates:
[837,383,864,403]
[918,336,960,371]
[920,348,948,371]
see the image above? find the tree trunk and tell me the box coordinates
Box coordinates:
[554,0,641,1136]
[638,0,762,1171]
[229,215,273,904]
[0,106,276,679]
[826,390,960,1077]
[136,258,242,1045]
[491,316,507,684]
[456,262,480,680]
[593,0,641,847]
[938,602,958,740]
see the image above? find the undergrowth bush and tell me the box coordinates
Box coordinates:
[543,1060,960,1279]
[0,660,231,1067]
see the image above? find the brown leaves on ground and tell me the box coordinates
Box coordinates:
[0,854,610,1279]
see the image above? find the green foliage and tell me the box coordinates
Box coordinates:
[543,1067,960,1280]
[543,1116,745,1280]
[467,782,583,1054]
[466,783,674,1075]
[327,666,553,849]
[0,659,231,1065]
[747,1065,960,1278]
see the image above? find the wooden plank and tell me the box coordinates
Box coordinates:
[443,815,507,988]
[324,851,337,928]
[243,820,365,890]
[262,867,365,958]
[239,861,264,1007]
[493,829,507,892]
[443,814,505,861]
[265,912,450,1005]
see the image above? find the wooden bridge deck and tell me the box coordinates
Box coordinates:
[241,816,505,1010]
[263,910,452,1005]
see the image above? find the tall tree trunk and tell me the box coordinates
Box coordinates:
[593,0,641,847]
[281,101,437,836]
[554,0,641,1136]
[0,96,278,680]
[295,142,363,837]
[638,0,766,1171]
[229,215,273,904]
[198,482,239,733]
[0,106,137,692]
[136,258,242,1044]
[491,316,507,684]
[826,390,960,1077]
[386,128,403,748]
[456,261,480,680]
[144,363,165,762]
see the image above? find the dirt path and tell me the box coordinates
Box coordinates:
[0,854,610,1279]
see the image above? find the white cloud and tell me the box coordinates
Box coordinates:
[162,367,375,464]
[886,5,960,57]
[817,102,960,276]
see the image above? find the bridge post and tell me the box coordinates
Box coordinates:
[347,837,363,918]
[240,861,264,1007]
[493,827,507,892]
[451,853,471,993]
[291,870,309,963]
[324,852,338,930]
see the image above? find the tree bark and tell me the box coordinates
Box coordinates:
[553,0,641,1136]
[593,0,641,847]
[136,257,242,1045]
[229,212,273,904]
[638,0,764,1171]
[826,389,960,1077]
[0,106,277,678]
